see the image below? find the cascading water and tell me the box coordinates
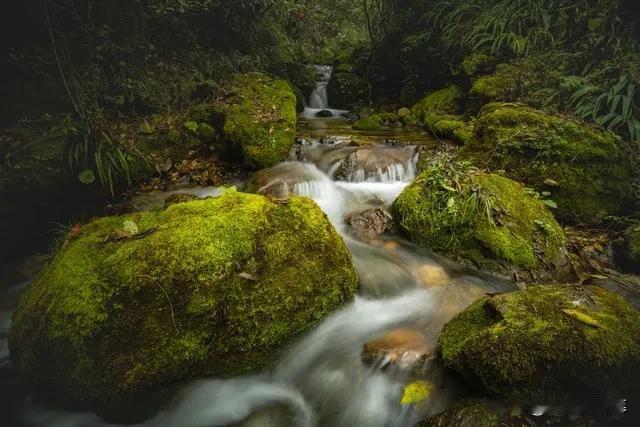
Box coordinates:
[309,65,332,109]
[301,65,349,120]
[4,122,517,427]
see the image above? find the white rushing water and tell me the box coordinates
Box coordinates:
[300,65,349,120]
[6,127,517,427]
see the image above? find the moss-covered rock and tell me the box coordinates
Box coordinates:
[461,103,634,223]
[418,399,501,427]
[379,112,400,123]
[411,85,464,122]
[439,285,640,401]
[217,73,297,169]
[411,86,466,137]
[430,117,466,139]
[353,115,383,131]
[327,72,369,109]
[460,52,495,76]
[470,64,519,101]
[9,190,358,414]
[392,155,566,274]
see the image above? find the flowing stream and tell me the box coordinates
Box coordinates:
[0,72,518,427]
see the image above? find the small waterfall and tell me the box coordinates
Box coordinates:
[309,65,332,109]
[301,65,349,119]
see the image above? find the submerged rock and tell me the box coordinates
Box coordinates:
[439,285,640,401]
[362,328,432,372]
[216,73,297,169]
[461,103,634,224]
[9,190,358,415]
[345,208,394,239]
[392,155,567,277]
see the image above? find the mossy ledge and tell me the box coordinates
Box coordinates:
[391,156,566,275]
[461,102,634,224]
[439,285,640,401]
[9,190,358,415]
[217,72,297,169]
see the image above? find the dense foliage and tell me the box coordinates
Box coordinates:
[364,0,640,141]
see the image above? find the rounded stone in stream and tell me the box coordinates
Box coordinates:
[315,109,334,118]
[9,190,358,419]
[439,284,640,401]
[362,328,432,373]
[345,208,394,240]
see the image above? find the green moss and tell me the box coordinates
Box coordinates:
[9,190,358,411]
[419,399,500,427]
[402,113,419,127]
[397,107,411,118]
[219,73,297,169]
[439,285,640,400]
[411,85,464,122]
[431,119,466,139]
[353,115,383,131]
[379,112,400,123]
[460,52,494,76]
[391,155,565,271]
[453,125,475,145]
[461,103,633,223]
[470,64,518,101]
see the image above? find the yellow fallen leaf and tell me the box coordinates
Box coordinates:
[400,380,432,405]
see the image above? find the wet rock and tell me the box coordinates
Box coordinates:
[315,109,333,118]
[362,329,433,372]
[9,190,358,417]
[415,264,450,287]
[345,208,394,239]
[245,162,325,198]
[334,146,417,181]
[163,193,199,207]
[439,285,640,401]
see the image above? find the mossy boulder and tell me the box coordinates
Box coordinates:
[439,285,640,401]
[470,63,519,101]
[462,103,634,223]
[327,72,369,109]
[411,86,466,136]
[353,115,383,131]
[392,156,566,274]
[411,85,463,120]
[9,190,358,414]
[216,73,297,169]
